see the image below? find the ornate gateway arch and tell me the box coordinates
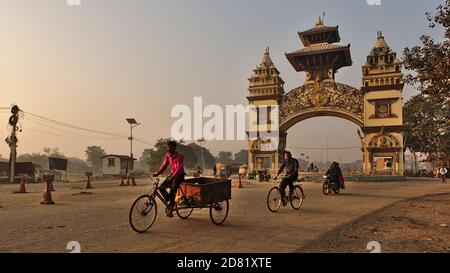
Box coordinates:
[247,17,405,178]
[279,82,364,131]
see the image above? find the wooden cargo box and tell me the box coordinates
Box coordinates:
[176,177,231,208]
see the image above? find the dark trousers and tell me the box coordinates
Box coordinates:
[279,177,296,199]
[158,174,185,209]
[442,174,447,184]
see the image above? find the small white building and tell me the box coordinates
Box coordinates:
[101,155,136,176]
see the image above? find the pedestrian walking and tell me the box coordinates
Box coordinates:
[439,165,448,184]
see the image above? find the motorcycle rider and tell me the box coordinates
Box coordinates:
[274,151,299,205]
[325,161,344,190]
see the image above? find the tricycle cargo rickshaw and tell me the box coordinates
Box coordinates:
[129,177,231,233]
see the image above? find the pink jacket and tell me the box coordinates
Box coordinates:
[154,152,185,177]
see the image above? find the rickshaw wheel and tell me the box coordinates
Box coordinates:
[209,200,229,225]
[129,195,157,233]
[176,204,194,219]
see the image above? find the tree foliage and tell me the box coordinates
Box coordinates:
[139,138,203,173]
[85,146,107,171]
[234,150,248,165]
[217,151,233,164]
[17,150,90,173]
[402,2,450,165]
[187,143,216,169]
[403,1,450,102]
[404,95,449,157]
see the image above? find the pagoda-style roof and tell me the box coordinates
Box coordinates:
[287,43,350,55]
[285,16,352,80]
[285,43,352,73]
[298,26,341,46]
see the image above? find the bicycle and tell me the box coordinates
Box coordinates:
[267,176,305,213]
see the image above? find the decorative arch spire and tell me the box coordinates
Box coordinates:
[316,16,323,27]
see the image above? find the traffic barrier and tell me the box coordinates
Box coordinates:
[119,174,126,186]
[85,172,93,189]
[13,175,27,194]
[41,175,55,205]
[128,172,137,186]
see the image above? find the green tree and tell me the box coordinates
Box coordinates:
[85,146,107,171]
[67,157,90,173]
[188,143,216,169]
[43,147,65,158]
[403,1,450,102]
[403,2,450,165]
[234,150,248,165]
[217,151,233,164]
[404,94,449,164]
[177,144,198,169]
[17,153,48,168]
[140,138,199,172]
[140,138,170,172]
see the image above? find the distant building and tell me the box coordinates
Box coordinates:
[0,162,42,182]
[101,155,136,176]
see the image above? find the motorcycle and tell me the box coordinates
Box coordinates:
[258,170,271,182]
[322,174,340,195]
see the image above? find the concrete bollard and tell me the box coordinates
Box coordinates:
[128,172,137,186]
[13,175,28,194]
[119,173,126,186]
[41,175,55,205]
[85,172,93,189]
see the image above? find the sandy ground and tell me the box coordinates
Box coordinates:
[0,177,449,253]
[297,192,450,253]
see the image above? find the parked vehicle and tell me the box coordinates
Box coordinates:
[248,171,257,180]
[258,170,271,182]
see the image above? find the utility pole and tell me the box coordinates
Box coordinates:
[197,138,206,173]
[126,118,141,173]
[8,105,20,183]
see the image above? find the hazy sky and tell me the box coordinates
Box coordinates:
[0,0,445,163]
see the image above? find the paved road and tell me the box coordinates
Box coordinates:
[0,178,449,253]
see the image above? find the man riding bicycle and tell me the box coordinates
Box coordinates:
[274,151,299,206]
[153,140,185,218]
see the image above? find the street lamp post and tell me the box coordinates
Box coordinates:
[126,118,141,173]
[197,138,206,174]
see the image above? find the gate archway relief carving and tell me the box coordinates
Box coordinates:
[280,82,364,131]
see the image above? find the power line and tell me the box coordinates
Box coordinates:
[21,110,153,146]
[23,111,128,138]
[287,146,361,150]
[22,127,96,140]
[134,138,153,146]
[24,116,125,140]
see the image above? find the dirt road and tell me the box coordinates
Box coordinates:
[0,178,448,253]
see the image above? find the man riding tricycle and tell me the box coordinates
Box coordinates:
[129,140,231,233]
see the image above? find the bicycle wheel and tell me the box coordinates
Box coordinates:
[322,182,330,195]
[176,204,194,219]
[290,186,304,210]
[267,187,282,213]
[209,200,229,225]
[129,195,157,233]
